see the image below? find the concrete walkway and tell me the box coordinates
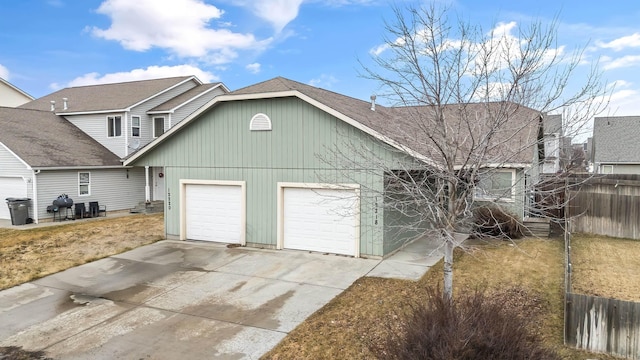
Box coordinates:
[0,238,443,359]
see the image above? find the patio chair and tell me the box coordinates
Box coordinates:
[89,201,107,217]
[74,203,86,219]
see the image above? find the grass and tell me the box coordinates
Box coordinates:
[570,233,640,301]
[263,238,623,360]
[0,213,164,290]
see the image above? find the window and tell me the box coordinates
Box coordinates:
[250,113,272,131]
[131,116,141,137]
[154,117,165,138]
[474,169,515,201]
[107,116,122,137]
[79,172,91,196]
[601,165,613,174]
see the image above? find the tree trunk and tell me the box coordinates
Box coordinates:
[443,233,454,300]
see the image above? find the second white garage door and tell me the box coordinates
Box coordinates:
[0,177,27,220]
[283,186,359,257]
[184,182,244,244]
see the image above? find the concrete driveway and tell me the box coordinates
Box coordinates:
[0,240,380,359]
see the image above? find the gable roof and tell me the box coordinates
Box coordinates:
[126,76,541,167]
[593,116,640,164]
[0,107,121,168]
[18,76,196,114]
[0,77,34,102]
[148,82,229,113]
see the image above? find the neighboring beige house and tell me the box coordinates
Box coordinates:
[0,78,34,107]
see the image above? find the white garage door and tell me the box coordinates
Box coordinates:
[185,183,243,244]
[283,187,359,256]
[0,177,27,220]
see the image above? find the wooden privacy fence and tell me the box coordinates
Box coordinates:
[565,293,640,359]
[564,221,640,359]
[568,174,640,239]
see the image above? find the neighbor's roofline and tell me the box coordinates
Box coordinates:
[55,76,200,115]
[0,77,34,100]
[124,90,440,168]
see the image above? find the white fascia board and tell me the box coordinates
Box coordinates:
[0,77,34,100]
[33,165,130,171]
[454,163,532,170]
[0,142,32,169]
[126,76,198,110]
[148,83,231,114]
[125,90,440,168]
[56,109,129,116]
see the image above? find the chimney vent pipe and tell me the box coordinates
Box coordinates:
[62,98,68,110]
[370,95,376,111]
[50,101,55,112]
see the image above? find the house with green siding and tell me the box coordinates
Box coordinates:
[125,77,545,258]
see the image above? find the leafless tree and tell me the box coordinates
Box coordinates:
[341,4,607,299]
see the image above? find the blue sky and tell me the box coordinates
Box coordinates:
[2,0,640,140]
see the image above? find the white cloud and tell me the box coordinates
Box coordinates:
[602,55,640,70]
[53,65,219,89]
[597,33,640,51]
[92,0,270,63]
[232,0,303,32]
[308,74,338,88]
[0,64,9,79]
[246,63,261,74]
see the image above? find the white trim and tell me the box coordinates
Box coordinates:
[106,115,123,137]
[179,179,246,245]
[33,165,130,171]
[78,171,91,197]
[0,77,34,100]
[0,142,32,169]
[276,182,361,258]
[153,116,166,138]
[32,170,39,224]
[147,83,230,114]
[124,90,439,168]
[601,164,614,174]
[131,115,141,137]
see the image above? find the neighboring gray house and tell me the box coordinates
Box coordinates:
[0,78,34,107]
[592,116,640,174]
[125,77,546,258]
[0,76,229,223]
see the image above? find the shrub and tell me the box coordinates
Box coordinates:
[473,206,524,239]
[372,287,558,360]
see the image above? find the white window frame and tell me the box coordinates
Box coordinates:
[153,116,165,138]
[107,115,122,137]
[78,172,91,196]
[474,169,516,202]
[601,165,614,174]
[131,116,141,137]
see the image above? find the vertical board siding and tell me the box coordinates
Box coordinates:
[566,293,640,359]
[134,97,407,256]
[36,168,145,221]
[569,175,640,239]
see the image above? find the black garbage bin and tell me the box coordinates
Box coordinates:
[5,197,31,225]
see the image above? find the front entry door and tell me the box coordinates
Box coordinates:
[153,167,165,201]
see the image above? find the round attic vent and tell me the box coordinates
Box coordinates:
[250,113,272,131]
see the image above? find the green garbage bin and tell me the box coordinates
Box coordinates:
[5,198,31,225]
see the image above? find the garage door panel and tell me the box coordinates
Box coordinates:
[283,187,358,256]
[185,183,243,243]
[0,177,27,220]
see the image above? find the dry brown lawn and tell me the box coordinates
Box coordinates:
[0,213,164,290]
[570,233,640,301]
[263,238,621,360]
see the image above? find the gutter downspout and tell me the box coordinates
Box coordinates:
[145,166,151,203]
[32,170,40,224]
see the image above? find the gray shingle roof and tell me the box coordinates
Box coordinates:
[593,116,640,163]
[150,83,222,112]
[18,76,193,113]
[0,107,121,167]
[232,77,541,165]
